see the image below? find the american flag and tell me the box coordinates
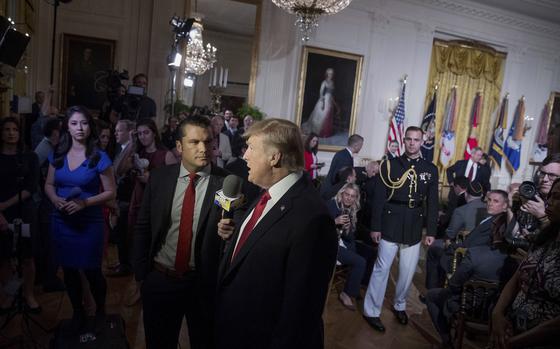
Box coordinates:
[387,82,406,156]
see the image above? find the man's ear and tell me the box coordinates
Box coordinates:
[176,140,183,154]
[270,151,282,168]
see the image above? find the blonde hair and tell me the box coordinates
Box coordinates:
[244,118,305,172]
[334,183,361,232]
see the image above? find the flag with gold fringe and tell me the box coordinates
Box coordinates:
[439,87,457,168]
[488,94,508,169]
[532,102,551,162]
[464,92,482,160]
[504,97,525,173]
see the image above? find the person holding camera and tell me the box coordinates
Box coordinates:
[327,183,366,311]
[131,74,157,120]
[519,154,560,221]
[304,132,324,181]
[491,178,560,349]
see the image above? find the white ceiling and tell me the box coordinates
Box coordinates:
[195,0,257,37]
[468,0,560,24]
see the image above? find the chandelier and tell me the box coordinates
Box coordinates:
[184,19,217,76]
[272,0,353,41]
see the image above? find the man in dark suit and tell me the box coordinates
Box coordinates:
[446,147,490,189]
[216,118,338,349]
[426,181,487,289]
[325,134,363,185]
[133,115,228,349]
[223,114,244,158]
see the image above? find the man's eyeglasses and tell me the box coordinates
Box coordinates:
[537,170,559,182]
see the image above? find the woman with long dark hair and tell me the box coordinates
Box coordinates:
[118,118,175,303]
[44,106,116,331]
[304,132,324,180]
[0,117,40,313]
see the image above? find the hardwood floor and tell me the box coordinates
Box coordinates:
[0,245,487,349]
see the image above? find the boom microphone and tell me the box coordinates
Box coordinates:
[214,175,244,218]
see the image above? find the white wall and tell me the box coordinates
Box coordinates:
[191,30,253,108]
[254,0,560,187]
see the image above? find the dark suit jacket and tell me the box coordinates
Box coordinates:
[133,163,229,311]
[446,159,490,187]
[224,129,244,158]
[214,176,338,349]
[325,148,353,185]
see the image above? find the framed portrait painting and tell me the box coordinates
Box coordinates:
[60,34,116,111]
[296,46,363,151]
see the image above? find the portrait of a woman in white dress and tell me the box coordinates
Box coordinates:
[302,68,340,138]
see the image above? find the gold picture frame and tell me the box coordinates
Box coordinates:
[295,46,363,152]
[60,34,116,111]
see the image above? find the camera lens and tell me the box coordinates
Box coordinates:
[519,181,537,201]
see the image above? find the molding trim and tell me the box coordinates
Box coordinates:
[409,0,560,38]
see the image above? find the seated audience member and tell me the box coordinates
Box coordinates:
[321,166,357,201]
[438,176,469,236]
[426,218,510,347]
[428,190,510,294]
[304,132,323,181]
[491,178,560,349]
[210,115,232,168]
[0,117,40,313]
[510,153,560,243]
[161,115,179,151]
[225,141,260,205]
[327,183,366,311]
[34,118,61,169]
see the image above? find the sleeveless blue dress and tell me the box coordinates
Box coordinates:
[49,151,112,269]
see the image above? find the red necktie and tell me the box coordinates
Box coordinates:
[175,173,198,274]
[467,165,474,181]
[231,191,271,261]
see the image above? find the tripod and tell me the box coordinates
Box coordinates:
[0,152,50,348]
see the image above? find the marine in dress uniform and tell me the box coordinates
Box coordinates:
[363,126,438,332]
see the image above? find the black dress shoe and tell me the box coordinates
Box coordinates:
[363,315,385,332]
[393,309,408,325]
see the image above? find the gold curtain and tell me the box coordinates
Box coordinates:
[425,40,506,173]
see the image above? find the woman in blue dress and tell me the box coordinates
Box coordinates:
[44,106,116,331]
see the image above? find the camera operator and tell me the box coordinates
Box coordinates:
[111,73,157,121]
[512,153,560,242]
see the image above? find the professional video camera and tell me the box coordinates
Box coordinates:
[102,69,147,121]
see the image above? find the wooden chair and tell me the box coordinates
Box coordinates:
[453,279,499,349]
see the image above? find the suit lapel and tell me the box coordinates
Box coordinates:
[196,166,222,236]
[221,178,305,282]
[157,165,181,242]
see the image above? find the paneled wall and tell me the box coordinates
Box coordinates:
[254,0,560,187]
[29,0,185,125]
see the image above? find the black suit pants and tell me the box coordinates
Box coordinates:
[141,269,212,349]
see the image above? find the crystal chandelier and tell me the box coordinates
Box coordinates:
[272,0,353,41]
[184,19,217,76]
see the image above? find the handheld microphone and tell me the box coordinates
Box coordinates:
[214,175,244,218]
